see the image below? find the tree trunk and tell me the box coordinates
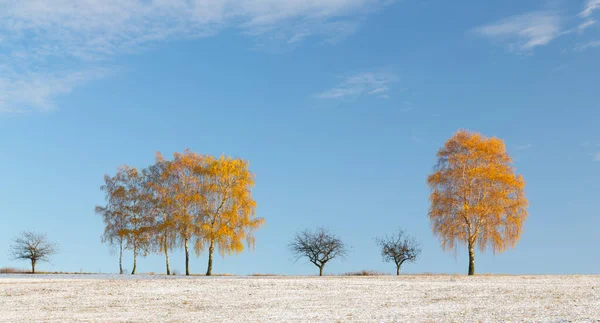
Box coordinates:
[119,242,124,275]
[131,246,137,275]
[319,266,324,277]
[184,238,190,276]
[31,260,36,274]
[468,241,475,276]
[164,242,171,276]
[396,266,401,276]
[206,240,215,276]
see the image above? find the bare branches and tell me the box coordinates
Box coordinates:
[375,229,421,275]
[289,227,349,276]
[9,231,58,273]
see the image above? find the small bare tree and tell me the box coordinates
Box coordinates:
[376,229,421,275]
[9,232,58,274]
[289,227,349,276]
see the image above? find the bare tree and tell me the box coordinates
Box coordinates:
[9,232,58,274]
[289,227,349,276]
[376,229,421,275]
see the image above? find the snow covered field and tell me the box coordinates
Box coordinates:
[0,274,598,322]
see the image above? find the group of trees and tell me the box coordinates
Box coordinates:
[3,130,527,277]
[289,227,421,276]
[291,130,529,276]
[96,150,265,276]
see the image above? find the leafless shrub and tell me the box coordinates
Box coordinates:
[250,273,281,277]
[0,267,28,274]
[344,270,388,276]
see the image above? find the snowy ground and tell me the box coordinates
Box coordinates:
[0,274,598,322]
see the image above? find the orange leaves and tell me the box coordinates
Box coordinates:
[198,155,262,257]
[427,130,529,257]
[159,150,263,261]
[98,149,264,275]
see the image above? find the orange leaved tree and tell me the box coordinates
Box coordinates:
[427,130,528,275]
[143,153,177,275]
[167,150,205,276]
[196,155,264,276]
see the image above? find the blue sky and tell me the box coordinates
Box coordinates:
[1,0,599,275]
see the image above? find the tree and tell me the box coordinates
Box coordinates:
[143,153,176,275]
[98,166,152,275]
[196,155,264,276]
[96,174,128,274]
[167,150,205,276]
[375,229,421,275]
[10,232,58,273]
[289,227,349,276]
[119,166,153,275]
[427,130,528,275]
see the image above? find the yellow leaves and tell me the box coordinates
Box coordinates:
[159,150,263,258]
[99,149,264,274]
[427,130,529,255]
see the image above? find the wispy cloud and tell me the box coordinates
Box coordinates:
[474,11,562,52]
[561,19,597,36]
[516,144,533,150]
[0,0,395,114]
[316,72,396,100]
[576,19,597,32]
[594,152,600,162]
[581,0,600,18]
[0,68,109,115]
[575,39,600,51]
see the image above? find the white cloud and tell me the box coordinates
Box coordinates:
[594,152,600,162]
[0,68,109,115]
[516,144,533,150]
[316,72,396,100]
[368,87,389,95]
[561,19,597,36]
[474,11,561,51]
[577,19,597,32]
[581,0,600,18]
[575,39,600,51]
[0,0,394,114]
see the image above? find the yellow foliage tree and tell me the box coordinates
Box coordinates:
[167,150,205,276]
[427,130,528,275]
[195,156,264,276]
